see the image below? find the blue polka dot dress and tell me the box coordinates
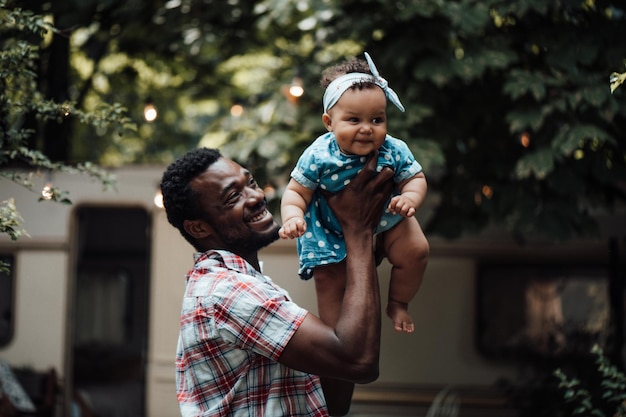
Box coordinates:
[290,132,422,280]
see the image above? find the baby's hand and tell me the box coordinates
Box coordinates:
[388,195,416,218]
[279,217,307,239]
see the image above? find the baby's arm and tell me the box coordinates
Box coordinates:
[279,178,314,239]
[388,172,427,217]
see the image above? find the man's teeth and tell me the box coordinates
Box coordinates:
[249,210,267,222]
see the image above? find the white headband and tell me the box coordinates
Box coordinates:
[322,52,405,113]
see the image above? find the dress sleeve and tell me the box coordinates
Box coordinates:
[290,145,322,190]
[386,136,422,183]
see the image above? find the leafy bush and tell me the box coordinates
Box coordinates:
[555,344,626,417]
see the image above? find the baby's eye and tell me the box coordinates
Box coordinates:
[373,117,385,124]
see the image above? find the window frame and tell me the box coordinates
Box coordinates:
[476,262,613,361]
[0,253,16,347]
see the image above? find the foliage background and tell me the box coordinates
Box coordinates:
[2,0,626,242]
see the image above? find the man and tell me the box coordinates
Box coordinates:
[160,147,394,416]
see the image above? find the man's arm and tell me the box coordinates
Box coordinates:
[278,153,394,382]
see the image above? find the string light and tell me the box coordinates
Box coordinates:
[282,76,304,104]
[153,189,164,208]
[230,104,244,117]
[520,132,531,148]
[288,77,304,98]
[41,183,54,200]
[144,103,158,122]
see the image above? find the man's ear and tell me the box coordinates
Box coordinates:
[322,113,332,131]
[183,219,213,240]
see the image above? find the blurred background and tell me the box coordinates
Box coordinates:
[1,0,625,416]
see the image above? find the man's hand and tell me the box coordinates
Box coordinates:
[278,217,307,239]
[323,152,395,232]
[278,152,392,403]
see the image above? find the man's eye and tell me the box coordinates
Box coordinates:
[227,192,240,202]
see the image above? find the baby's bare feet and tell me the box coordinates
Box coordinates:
[386,300,414,333]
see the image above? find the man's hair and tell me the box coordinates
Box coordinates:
[160,147,222,248]
[320,57,375,89]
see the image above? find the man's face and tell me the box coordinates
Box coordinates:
[191,157,279,253]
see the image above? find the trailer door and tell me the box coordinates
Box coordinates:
[69,205,151,417]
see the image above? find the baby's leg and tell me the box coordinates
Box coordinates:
[383,217,429,333]
[312,262,355,411]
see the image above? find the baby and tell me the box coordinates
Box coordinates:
[280,52,429,333]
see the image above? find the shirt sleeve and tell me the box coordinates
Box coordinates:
[212,277,308,361]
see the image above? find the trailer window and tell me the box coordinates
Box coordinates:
[476,263,610,360]
[0,254,15,347]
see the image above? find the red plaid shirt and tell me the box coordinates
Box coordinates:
[176,250,328,416]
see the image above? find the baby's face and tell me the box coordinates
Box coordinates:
[323,87,387,156]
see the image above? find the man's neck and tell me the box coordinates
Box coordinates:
[242,253,261,272]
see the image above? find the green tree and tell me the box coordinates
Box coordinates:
[236,0,626,241]
[0,1,133,255]
[4,0,626,242]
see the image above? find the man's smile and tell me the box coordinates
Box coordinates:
[247,208,273,229]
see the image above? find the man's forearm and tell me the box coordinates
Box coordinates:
[335,228,381,381]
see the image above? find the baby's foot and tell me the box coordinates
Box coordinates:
[386,300,415,333]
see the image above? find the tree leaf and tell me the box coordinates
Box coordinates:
[551,124,615,157]
[515,147,554,179]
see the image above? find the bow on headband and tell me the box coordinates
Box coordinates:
[322,52,405,113]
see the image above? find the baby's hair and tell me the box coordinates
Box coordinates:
[320,57,377,89]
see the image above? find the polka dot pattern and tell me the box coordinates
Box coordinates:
[291,132,422,280]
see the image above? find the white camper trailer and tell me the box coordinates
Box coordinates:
[0,165,620,416]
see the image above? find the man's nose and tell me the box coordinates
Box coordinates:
[245,186,264,203]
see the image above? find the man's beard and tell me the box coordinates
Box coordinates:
[217,222,280,253]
